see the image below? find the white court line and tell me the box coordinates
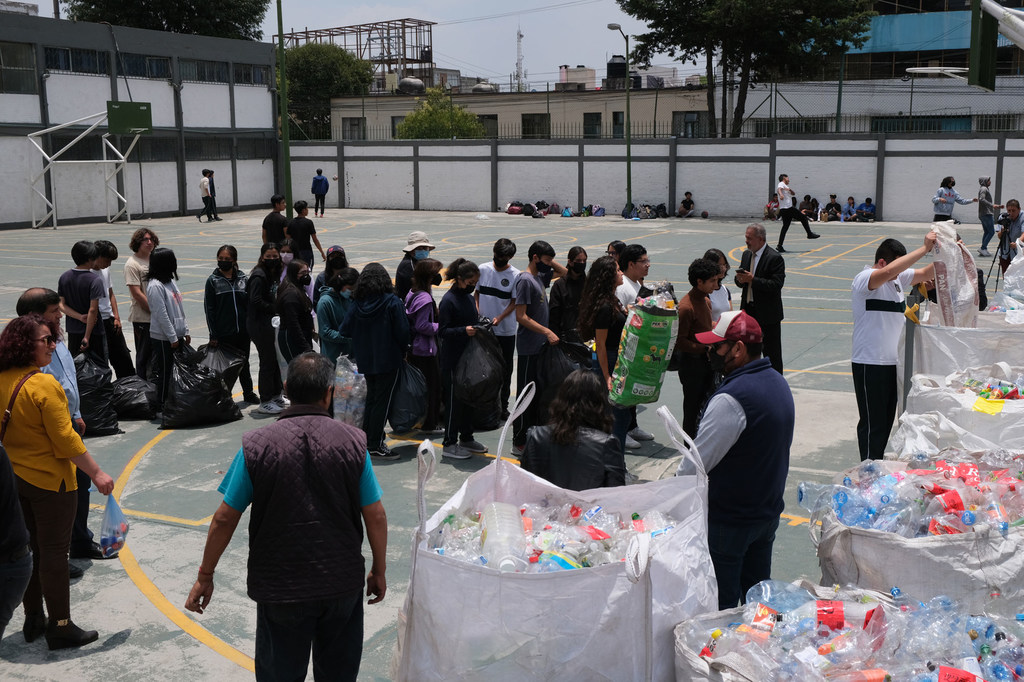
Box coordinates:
[785,359,850,380]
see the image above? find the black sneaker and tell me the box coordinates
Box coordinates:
[370,445,400,461]
[777,245,787,253]
[808,233,821,239]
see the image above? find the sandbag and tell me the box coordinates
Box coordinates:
[610,304,678,407]
[453,325,505,406]
[392,407,717,682]
[197,343,245,392]
[388,361,427,433]
[535,342,578,420]
[110,375,158,420]
[74,351,120,436]
[161,344,242,429]
[930,220,979,328]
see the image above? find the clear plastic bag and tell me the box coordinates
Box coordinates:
[100,495,129,558]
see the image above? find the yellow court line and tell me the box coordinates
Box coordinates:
[385,436,521,465]
[89,502,212,527]
[784,369,852,376]
[780,513,810,526]
[113,428,255,672]
[783,320,852,325]
[798,237,883,272]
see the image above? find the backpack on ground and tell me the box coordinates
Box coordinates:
[592,205,605,217]
[656,203,669,219]
[507,201,524,215]
[562,207,572,217]
[522,203,536,216]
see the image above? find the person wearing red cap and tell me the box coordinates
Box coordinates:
[676,310,795,610]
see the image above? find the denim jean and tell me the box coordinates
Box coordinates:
[255,592,363,682]
[0,550,32,641]
[708,516,780,610]
[981,214,996,251]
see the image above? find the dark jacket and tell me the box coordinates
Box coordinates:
[709,357,794,524]
[246,266,278,328]
[316,286,353,362]
[341,293,409,374]
[311,174,330,196]
[0,444,29,559]
[521,425,625,490]
[242,405,367,603]
[276,282,314,354]
[736,246,786,325]
[204,268,248,339]
[395,255,415,301]
[438,286,478,372]
[548,274,586,342]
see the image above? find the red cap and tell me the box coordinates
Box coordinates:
[695,311,762,345]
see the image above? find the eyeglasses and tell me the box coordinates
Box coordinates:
[36,334,56,345]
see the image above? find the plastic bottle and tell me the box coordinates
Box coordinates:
[745,580,813,613]
[797,481,841,513]
[480,502,528,572]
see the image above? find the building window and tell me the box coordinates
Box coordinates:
[118,54,171,79]
[391,116,405,138]
[44,47,109,75]
[234,63,270,86]
[672,111,702,138]
[477,114,497,138]
[870,115,972,133]
[180,59,229,83]
[237,137,275,159]
[612,111,624,139]
[583,112,602,139]
[135,137,178,162]
[51,134,103,160]
[342,117,366,140]
[976,113,1019,132]
[0,41,36,94]
[184,137,232,160]
[521,113,550,139]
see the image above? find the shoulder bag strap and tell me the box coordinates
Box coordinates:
[1,370,40,444]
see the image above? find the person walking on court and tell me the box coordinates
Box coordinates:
[932,176,976,224]
[198,170,214,223]
[311,169,330,217]
[977,176,1002,258]
[775,174,820,253]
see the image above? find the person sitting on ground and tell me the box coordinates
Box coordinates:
[842,197,857,222]
[799,195,817,221]
[821,194,842,222]
[763,194,780,221]
[856,198,876,222]
[521,369,625,490]
[678,192,696,218]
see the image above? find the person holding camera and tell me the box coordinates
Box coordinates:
[996,199,1023,274]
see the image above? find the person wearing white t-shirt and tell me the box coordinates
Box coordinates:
[776,173,819,253]
[475,238,520,419]
[92,240,135,379]
[613,244,656,448]
[851,231,936,461]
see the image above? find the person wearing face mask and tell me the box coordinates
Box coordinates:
[313,245,348,308]
[204,245,259,404]
[932,176,976,223]
[316,267,358,364]
[439,258,488,460]
[671,258,720,438]
[997,199,1024,274]
[278,240,316,308]
[395,232,435,301]
[475,238,520,420]
[248,243,286,415]
[675,310,794,610]
[276,259,315,363]
[405,258,445,437]
[549,246,587,344]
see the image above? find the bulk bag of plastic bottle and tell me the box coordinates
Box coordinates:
[333,356,366,428]
[392,405,717,682]
[609,304,678,407]
[930,219,979,329]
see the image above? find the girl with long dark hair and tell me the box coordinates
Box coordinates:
[146,248,190,407]
[247,243,285,414]
[405,258,444,435]
[276,258,314,362]
[204,245,258,403]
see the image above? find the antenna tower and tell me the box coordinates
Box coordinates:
[515,28,525,92]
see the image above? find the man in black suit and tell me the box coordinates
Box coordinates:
[735,223,786,374]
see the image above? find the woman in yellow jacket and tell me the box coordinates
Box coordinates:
[0,314,114,650]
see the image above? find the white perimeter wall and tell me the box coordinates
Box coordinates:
[285,135,1024,223]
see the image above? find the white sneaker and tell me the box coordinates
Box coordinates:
[628,427,654,441]
[978,249,992,257]
[459,439,487,453]
[255,401,283,415]
[443,444,472,460]
[274,395,290,408]
[625,435,641,449]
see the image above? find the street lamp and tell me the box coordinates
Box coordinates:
[608,23,632,214]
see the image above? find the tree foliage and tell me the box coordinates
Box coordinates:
[285,44,373,134]
[63,0,269,41]
[617,0,875,137]
[395,88,487,140]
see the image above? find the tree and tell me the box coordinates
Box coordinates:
[285,44,373,137]
[395,88,487,140]
[618,0,875,137]
[63,0,269,41]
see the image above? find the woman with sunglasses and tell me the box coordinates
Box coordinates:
[0,314,114,650]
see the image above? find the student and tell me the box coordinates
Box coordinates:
[276,259,315,363]
[204,245,258,404]
[285,200,326,268]
[311,168,330,217]
[821,194,842,222]
[672,258,720,438]
[842,197,857,222]
[248,243,286,414]
[57,241,106,360]
[932,176,976,223]
[439,258,487,459]
[124,228,158,378]
[395,231,435,301]
[405,258,444,435]
[763,194,780,221]
[198,169,214,223]
[475,238,519,419]
[146,248,189,408]
[261,194,288,245]
[316,267,358,364]
[313,245,348,307]
[678,191,696,218]
[93,240,134,378]
[704,248,733,324]
[856,198,877,222]
[548,246,587,344]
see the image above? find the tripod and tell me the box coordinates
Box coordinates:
[986,222,1011,294]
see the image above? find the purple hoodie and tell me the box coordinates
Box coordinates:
[405,289,438,356]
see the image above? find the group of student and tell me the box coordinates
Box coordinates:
[764,192,875,223]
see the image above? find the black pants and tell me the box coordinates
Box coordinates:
[133,322,153,381]
[441,366,473,446]
[103,317,135,379]
[709,516,779,610]
[218,332,255,395]
[152,338,175,406]
[678,352,714,438]
[409,354,441,430]
[255,592,363,682]
[852,362,898,461]
[200,196,214,221]
[277,328,311,365]
[513,354,539,447]
[248,320,283,403]
[67,330,107,362]
[313,193,326,215]
[778,206,812,247]
[496,334,515,413]
[17,477,77,624]
[210,196,219,218]
[363,368,399,452]
[70,467,94,554]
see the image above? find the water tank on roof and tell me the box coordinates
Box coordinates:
[607,55,627,79]
[472,82,498,93]
[398,77,426,95]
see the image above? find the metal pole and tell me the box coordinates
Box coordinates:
[276,0,293,218]
[625,33,632,210]
[908,77,914,131]
[835,52,845,133]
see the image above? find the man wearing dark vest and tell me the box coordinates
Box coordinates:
[675,310,795,610]
[185,352,388,681]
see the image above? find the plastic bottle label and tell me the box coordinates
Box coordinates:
[937,489,966,513]
[815,600,845,630]
[937,666,984,682]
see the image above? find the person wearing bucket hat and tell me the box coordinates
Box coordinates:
[395,232,435,301]
[677,309,795,610]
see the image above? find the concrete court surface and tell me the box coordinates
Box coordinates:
[0,209,943,680]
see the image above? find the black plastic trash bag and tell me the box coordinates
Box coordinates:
[74,351,121,436]
[472,402,503,432]
[111,375,159,420]
[388,361,427,433]
[453,325,505,406]
[536,343,580,421]
[560,339,593,370]
[161,344,242,429]
[197,343,245,392]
